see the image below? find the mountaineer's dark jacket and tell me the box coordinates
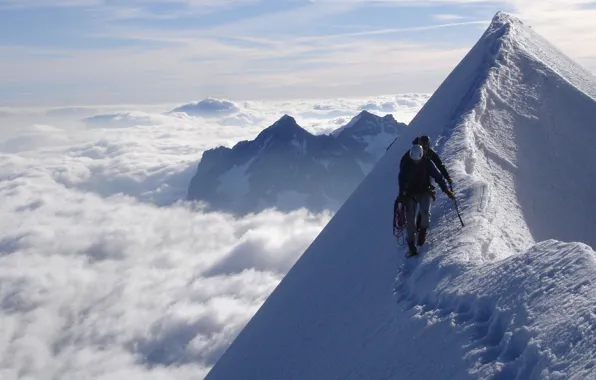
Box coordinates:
[398,154,449,196]
[400,137,451,183]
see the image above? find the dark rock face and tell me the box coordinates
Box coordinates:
[187,111,407,214]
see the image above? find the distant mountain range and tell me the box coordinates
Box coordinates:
[187,110,407,214]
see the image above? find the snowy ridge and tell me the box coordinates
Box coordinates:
[389,12,596,377]
[204,12,596,380]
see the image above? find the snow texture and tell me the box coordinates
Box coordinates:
[204,12,596,380]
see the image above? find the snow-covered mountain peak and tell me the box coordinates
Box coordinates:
[332,109,405,138]
[187,111,403,214]
[276,113,295,123]
[492,10,523,28]
[254,114,311,145]
[271,114,300,129]
[204,11,596,380]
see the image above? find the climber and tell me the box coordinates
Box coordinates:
[398,144,455,256]
[400,135,453,230]
[400,135,453,188]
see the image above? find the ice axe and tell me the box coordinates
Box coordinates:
[453,196,464,227]
[448,181,464,227]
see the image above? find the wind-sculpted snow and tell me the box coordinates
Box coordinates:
[204,12,596,380]
[396,240,596,380]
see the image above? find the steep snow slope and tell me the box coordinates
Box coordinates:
[204,12,596,380]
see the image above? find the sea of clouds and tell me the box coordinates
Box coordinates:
[0,93,428,380]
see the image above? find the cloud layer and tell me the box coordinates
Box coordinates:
[0,187,330,379]
[0,94,426,379]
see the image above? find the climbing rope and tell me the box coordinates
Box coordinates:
[393,198,407,246]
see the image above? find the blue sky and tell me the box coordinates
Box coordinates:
[0,0,595,106]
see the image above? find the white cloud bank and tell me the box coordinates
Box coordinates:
[0,187,330,379]
[0,94,427,379]
[0,140,332,380]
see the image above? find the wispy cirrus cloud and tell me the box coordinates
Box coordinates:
[0,0,494,105]
[0,0,257,9]
[0,0,102,8]
[0,17,474,105]
[290,20,490,41]
[1,0,594,106]
[433,13,467,20]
